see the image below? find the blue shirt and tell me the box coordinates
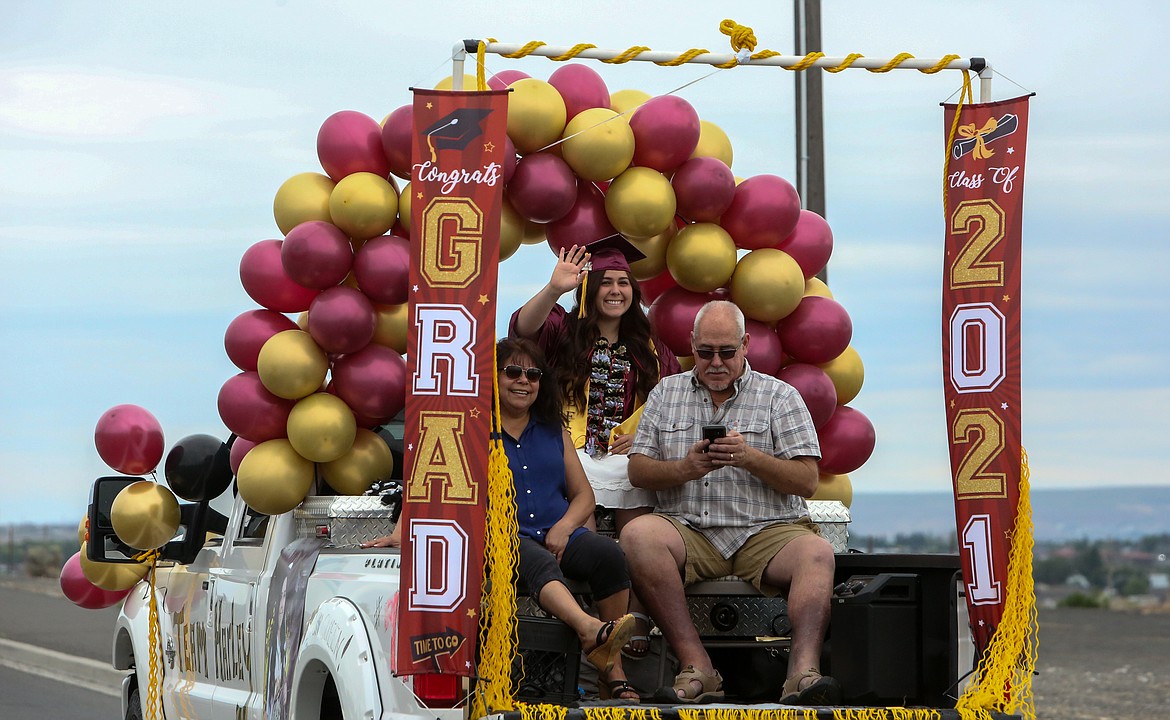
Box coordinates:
[503,419,588,547]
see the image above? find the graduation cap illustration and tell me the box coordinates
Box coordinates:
[577,233,646,317]
[423,107,494,161]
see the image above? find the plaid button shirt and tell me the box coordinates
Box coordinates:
[630,363,821,558]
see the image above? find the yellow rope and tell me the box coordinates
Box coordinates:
[471,341,521,718]
[942,71,975,218]
[132,548,164,720]
[954,448,1038,720]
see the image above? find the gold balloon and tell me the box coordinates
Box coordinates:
[79,542,151,591]
[819,345,865,405]
[666,222,737,292]
[561,108,635,182]
[77,515,87,546]
[257,329,329,400]
[287,392,357,463]
[605,167,677,239]
[691,120,734,168]
[500,197,524,261]
[610,89,651,116]
[434,74,480,90]
[329,172,398,239]
[507,78,567,154]
[372,303,409,353]
[110,481,181,551]
[628,223,676,280]
[677,355,695,371]
[296,311,309,331]
[812,473,853,508]
[729,249,805,322]
[273,172,336,235]
[398,182,412,234]
[804,276,834,298]
[237,439,315,515]
[521,220,545,245]
[321,428,395,495]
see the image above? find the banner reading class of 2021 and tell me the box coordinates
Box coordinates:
[397,88,508,676]
[942,95,1030,656]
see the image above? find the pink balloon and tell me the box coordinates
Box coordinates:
[60,552,132,609]
[743,319,783,376]
[228,437,257,475]
[94,404,164,475]
[281,221,353,289]
[776,296,853,364]
[308,286,377,354]
[224,309,299,371]
[817,405,876,475]
[629,95,700,173]
[777,210,834,279]
[217,371,295,442]
[240,239,320,313]
[332,345,407,422]
[639,270,679,305]
[507,153,578,223]
[776,363,838,429]
[671,156,736,222]
[488,69,530,90]
[648,286,709,357]
[317,110,391,181]
[720,174,802,250]
[545,182,615,253]
[548,63,610,121]
[353,234,410,305]
[380,104,413,181]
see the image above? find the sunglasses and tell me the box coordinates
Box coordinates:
[694,346,741,361]
[502,365,543,381]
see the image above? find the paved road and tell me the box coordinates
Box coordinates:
[0,579,121,661]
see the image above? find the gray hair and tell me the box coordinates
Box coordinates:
[692,300,746,338]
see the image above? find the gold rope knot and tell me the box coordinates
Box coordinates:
[959,117,999,159]
[719,19,757,53]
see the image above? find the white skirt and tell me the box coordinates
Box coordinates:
[577,449,657,510]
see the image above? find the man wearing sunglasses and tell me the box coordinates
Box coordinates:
[623,300,839,707]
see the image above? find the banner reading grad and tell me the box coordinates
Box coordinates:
[941,94,1030,656]
[398,88,508,676]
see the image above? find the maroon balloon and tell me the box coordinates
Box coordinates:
[777,210,834,279]
[548,63,610,121]
[94,404,165,475]
[281,221,353,289]
[639,270,679,305]
[217,371,295,443]
[777,363,838,429]
[240,239,320,313]
[776,296,853,364]
[743,319,783,376]
[545,182,615,253]
[224,309,299,372]
[60,552,133,610]
[353,234,410,305]
[228,437,257,475]
[308,286,377,354]
[501,135,518,184]
[629,95,701,173]
[648,286,709,357]
[817,405,876,475]
[507,153,578,223]
[380,104,413,181]
[720,174,802,250]
[671,156,737,222]
[317,110,390,181]
[488,69,530,90]
[332,345,407,422]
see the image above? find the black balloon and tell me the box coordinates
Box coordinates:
[164,434,233,502]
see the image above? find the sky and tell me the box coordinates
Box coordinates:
[2,1,1168,525]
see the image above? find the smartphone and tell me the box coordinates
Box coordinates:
[701,424,727,451]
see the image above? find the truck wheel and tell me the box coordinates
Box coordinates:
[126,687,144,720]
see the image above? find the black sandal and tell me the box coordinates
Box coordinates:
[600,678,641,703]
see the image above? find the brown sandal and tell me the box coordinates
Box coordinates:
[652,664,724,703]
[780,667,841,706]
[584,614,635,674]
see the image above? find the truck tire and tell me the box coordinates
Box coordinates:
[126,687,144,720]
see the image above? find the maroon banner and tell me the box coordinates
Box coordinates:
[397,88,508,676]
[942,95,1030,656]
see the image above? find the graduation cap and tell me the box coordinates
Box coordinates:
[577,233,645,317]
[423,108,494,161]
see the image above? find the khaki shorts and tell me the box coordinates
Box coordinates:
[663,515,822,598]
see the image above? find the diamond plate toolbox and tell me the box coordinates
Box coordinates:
[808,499,850,553]
[294,496,395,546]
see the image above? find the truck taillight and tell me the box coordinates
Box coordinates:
[414,673,460,708]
